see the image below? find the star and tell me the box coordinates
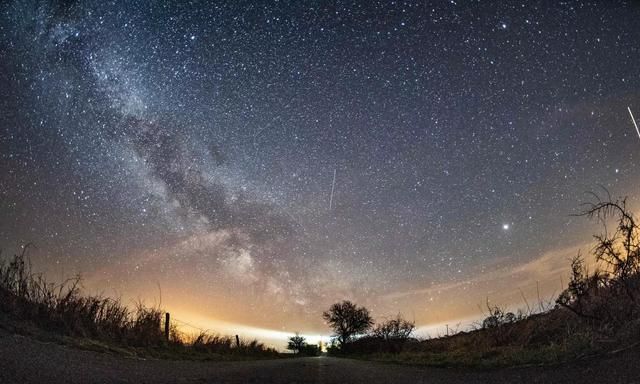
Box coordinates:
[0,0,639,348]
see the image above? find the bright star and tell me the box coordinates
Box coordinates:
[502,224,510,230]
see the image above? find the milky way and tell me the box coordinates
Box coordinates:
[1,1,640,341]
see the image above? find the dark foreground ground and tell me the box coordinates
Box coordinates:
[1,329,638,384]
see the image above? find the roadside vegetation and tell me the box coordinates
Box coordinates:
[322,193,640,367]
[3,193,640,367]
[0,245,278,360]
[286,333,320,356]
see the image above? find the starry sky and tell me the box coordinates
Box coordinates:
[1,1,640,344]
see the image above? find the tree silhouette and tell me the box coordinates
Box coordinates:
[287,333,306,354]
[580,193,640,302]
[322,300,373,346]
[372,314,415,340]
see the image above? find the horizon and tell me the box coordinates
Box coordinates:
[2,0,640,353]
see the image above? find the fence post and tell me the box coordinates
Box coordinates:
[165,312,170,341]
[235,334,240,347]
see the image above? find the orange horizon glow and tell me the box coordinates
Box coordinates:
[64,240,600,349]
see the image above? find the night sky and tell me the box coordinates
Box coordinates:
[1,1,640,343]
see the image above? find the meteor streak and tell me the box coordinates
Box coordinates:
[628,106,640,141]
[329,169,336,210]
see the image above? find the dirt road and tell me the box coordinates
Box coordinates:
[1,329,638,383]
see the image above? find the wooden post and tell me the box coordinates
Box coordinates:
[164,312,170,341]
[235,334,240,347]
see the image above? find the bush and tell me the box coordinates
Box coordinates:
[373,314,415,341]
[299,343,320,356]
[555,194,640,334]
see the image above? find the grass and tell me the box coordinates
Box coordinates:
[325,194,640,368]
[0,245,279,360]
[325,270,640,368]
[4,193,640,368]
[330,309,613,369]
[328,289,635,369]
[350,337,596,369]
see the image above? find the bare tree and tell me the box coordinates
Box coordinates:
[322,300,373,346]
[580,193,640,301]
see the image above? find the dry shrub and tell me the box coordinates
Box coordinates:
[0,245,277,357]
[0,246,167,346]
